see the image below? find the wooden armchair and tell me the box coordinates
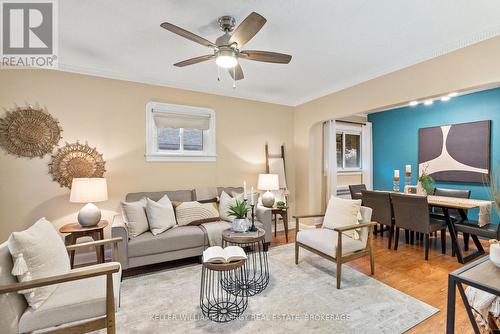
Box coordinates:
[294,207,375,289]
[0,237,122,334]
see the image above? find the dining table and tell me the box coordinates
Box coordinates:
[426,195,493,264]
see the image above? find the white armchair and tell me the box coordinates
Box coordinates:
[0,237,122,334]
[294,206,375,289]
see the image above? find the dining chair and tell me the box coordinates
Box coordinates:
[390,193,447,260]
[361,190,393,244]
[349,184,366,201]
[454,220,499,247]
[433,187,471,221]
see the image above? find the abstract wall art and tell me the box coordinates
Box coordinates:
[418,120,491,183]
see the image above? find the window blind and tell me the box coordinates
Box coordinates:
[153,111,210,130]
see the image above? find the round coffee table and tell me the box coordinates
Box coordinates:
[200,259,248,322]
[222,228,269,296]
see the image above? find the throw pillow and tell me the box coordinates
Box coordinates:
[175,201,219,226]
[121,198,149,238]
[322,196,362,239]
[8,218,71,309]
[145,196,176,235]
[219,191,237,222]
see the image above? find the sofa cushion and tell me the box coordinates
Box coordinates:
[18,262,121,333]
[174,201,219,226]
[297,228,365,258]
[121,198,148,238]
[8,218,71,309]
[126,190,194,203]
[128,226,205,258]
[146,196,176,235]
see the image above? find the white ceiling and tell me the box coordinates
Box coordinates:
[59,1,500,106]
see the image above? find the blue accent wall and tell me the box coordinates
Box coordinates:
[368,87,500,220]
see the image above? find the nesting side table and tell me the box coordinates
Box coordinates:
[222,228,269,296]
[200,259,248,322]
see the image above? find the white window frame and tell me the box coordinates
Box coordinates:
[145,101,216,162]
[336,123,362,173]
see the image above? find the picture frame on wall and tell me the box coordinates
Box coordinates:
[418,120,491,183]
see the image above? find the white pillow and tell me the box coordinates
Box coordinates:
[145,196,176,235]
[8,218,71,309]
[219,191,237,222]
[322,196,362,239]
[121,198,149,238]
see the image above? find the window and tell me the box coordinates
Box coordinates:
[336,127,362,171]
[146,102,216,162]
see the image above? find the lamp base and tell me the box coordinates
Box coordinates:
[261,191,275,208]
[77,203,101,227]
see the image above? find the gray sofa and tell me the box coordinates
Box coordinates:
[112,187,272,270]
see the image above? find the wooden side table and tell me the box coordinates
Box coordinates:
[271,206,289,242]
[59,220,108,268]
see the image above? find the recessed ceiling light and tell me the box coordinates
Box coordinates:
[441,96,451,102]
[448,92,458,97]
[409,101,419,106]
[424,100,433,105]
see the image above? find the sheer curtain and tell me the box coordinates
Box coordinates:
[324,120,337,199]
[362,122,373,190]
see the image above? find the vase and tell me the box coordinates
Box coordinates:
[231,218,248,233]
[490,244,500,267]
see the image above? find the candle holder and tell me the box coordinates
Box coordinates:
[405,172,412,188]
[248,204,257,232]
[393,177,400,192]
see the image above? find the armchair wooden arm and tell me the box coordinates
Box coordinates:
[0,263,120,294]
[333,221,377,232]
[293,214,325,232]
[66,237,123,262]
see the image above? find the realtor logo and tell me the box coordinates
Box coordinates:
[1,0,58,67]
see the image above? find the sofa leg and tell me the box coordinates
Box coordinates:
[295,243,299,265]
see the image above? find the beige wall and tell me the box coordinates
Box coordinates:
[293,36,500,215]
[0,70,294,242]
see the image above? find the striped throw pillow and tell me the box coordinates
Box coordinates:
[175,201,219,226]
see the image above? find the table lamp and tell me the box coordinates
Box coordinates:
[257,174,280,208]
[70,178,108,227]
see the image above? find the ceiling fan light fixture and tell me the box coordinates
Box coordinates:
[216,49,237,68]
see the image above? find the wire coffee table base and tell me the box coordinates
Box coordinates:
[222,238,270,297]
[200,260,248,323]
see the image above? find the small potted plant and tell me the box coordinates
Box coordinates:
[276,200,286,208]
[418,164,435,195]
[227,200,249,232]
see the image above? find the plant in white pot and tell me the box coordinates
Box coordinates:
[227,200,249,233]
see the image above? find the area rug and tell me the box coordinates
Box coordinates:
[108,244,438,333]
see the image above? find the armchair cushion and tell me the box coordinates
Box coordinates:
[18,262,121,333]
[8,218,70,310]
[322,196,362,239]
[296,228,365,258]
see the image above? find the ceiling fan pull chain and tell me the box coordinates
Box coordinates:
[233,67,236,89]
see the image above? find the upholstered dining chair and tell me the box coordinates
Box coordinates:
[0,235,122,334]
[348,184,366,201]
[390,193,446,260]
[454,220,500,248]
[294,205,375,289]
[362,190,393,245]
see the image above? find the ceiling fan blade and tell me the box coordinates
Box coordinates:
[228,63,244,80]
[161,22,215,48]
[174,54,214,67]
[240,50,292,64]
[229,12,266,48]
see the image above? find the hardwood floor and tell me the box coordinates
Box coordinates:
[274,227,489,334]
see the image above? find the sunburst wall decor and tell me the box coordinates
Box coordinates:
[0,105,62,158]
[49,141,106,188]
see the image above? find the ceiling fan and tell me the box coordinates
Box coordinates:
[160,12,292,84]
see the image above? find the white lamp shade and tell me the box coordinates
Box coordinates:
[257,174,280,191]
[70,178,108,203]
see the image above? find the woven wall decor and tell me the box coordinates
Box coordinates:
[49,141,106,188]
[0,105,62,158]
